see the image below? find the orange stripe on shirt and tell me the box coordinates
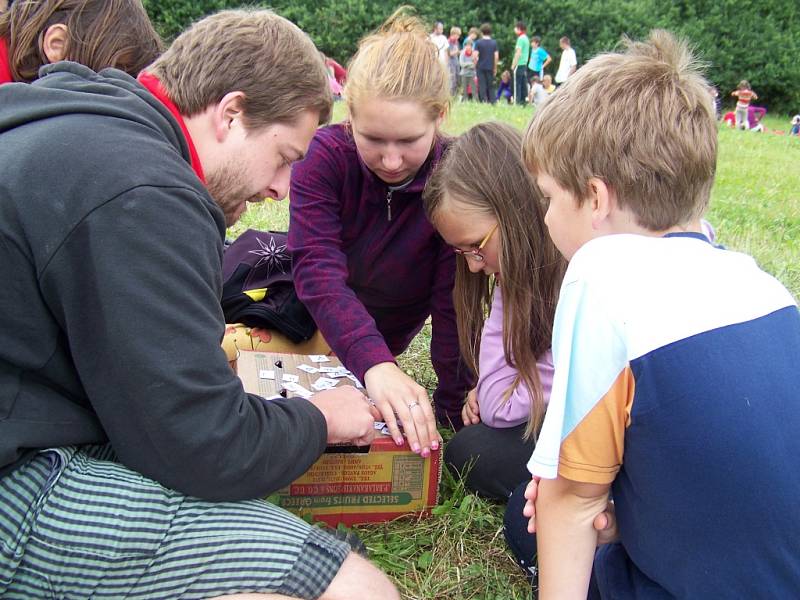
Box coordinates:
[558,366,634,484]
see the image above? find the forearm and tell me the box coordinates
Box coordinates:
[288,157,394,379]
[294,259,394,380]
[536,476,610,599]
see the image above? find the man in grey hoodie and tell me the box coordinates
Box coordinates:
[0,9,397,600]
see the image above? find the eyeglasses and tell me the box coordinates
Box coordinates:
[452,224,498,262]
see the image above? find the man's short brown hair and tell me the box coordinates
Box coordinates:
[523,30,717,231]
[149,9,332,129]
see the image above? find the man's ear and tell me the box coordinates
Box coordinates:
[42,24,69,63]
[212,91,247,143]
[587,177,614,230]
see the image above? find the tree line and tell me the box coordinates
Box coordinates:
[143,0,799,113]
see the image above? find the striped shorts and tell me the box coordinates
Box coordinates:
[0,445,350,599]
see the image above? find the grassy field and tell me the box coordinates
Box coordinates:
[233,101,799,599]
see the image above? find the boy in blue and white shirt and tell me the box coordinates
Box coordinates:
[514,30,800,598]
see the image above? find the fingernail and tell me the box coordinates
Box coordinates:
[431,440,439,450]
[412,442,420,453]
[421,448,430,458]
[394,437,404,446]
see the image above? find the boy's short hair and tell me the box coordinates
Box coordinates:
[480,23,491,35]
[531,35,542,45]
[560,36,570,44]
[149,9,331,130]
[523,30,717,231]
[515,21,526,32]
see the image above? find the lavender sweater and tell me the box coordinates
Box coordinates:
[288,124,474,421]
[478,287,554,428]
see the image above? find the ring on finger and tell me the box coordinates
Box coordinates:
[407,401,420,409]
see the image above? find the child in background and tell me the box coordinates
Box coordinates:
[514,30,800,598]
[447,27,461,96]
[749,110,765,132]
[541,73,556,94]
[459,39,477,101]
[708,85,721,119]
[790,114,800,136]
[423,122,565,501]
[497,69,513,103]
[528,74,548,107]
[731,79,758,130]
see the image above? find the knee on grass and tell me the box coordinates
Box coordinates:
[209,553,398,600]
[321,552,399,600]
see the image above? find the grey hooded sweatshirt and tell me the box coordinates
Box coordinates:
[0,62,328,500]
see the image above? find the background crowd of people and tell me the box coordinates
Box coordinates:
[430,19,577,107]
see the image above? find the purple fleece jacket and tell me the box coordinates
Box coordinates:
[288,123,475,422]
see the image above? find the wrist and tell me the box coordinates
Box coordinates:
[364,361,399,382]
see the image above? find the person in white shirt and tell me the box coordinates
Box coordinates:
[430,21,449,67]
[555,36,577,84]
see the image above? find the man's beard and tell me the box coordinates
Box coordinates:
[205,161,262,227]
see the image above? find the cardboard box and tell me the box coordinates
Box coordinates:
[238,350,441,526]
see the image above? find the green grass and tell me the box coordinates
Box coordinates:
[234,101,799,599]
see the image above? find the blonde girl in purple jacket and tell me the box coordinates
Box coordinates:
[423,121,566,499]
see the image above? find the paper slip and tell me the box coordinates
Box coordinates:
[327,368,351,378]
[284,382,313,399]
[308,355,331,363]
[296,364,319,374]
[259,370,275,380]
[282,373,300,383]
[311,377,339,391]
[318,366,340,374]
[264,394,283,401]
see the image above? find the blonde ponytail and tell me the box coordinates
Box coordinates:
[345,6,450,120]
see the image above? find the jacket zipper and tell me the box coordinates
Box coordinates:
[386,189,393,221]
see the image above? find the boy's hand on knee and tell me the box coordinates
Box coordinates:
[461,388,481,426]
[522,476,619,543]
[310,387,380,446]
[522,476,540,533]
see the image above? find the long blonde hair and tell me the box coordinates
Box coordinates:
[344,6,449,121]
[424,122,566,439]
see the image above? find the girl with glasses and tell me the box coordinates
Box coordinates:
[423,121,566,502]
[289,8,474,458]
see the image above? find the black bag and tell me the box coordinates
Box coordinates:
[221,230,317,343]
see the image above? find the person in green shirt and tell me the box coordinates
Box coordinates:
[512,21,530,105]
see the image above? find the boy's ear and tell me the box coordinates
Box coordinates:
[42,24,69,63]
[213,91,247,143]
[587,177,613,229]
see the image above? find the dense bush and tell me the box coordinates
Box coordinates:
[143,0,799,113]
